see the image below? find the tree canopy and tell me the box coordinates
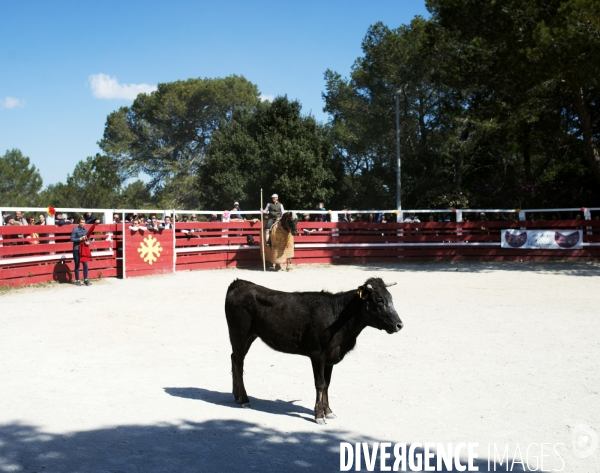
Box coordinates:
[0,149,43,207]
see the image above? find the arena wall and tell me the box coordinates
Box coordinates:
[1,219,599,288]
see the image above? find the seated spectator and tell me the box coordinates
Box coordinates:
[38,214,47,225]
[380,215,388,224]
[301,214,316,234]
[190,215,198,222]
[403,212,420,223]
[84,212,97,224]
[182,215,189,223]
[162,216,174,229]
[354,214,363,222]
[113,213,121,224]
[27,216,35,225]
[55,213,73,226]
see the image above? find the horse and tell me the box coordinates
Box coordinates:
[261,211,298,271]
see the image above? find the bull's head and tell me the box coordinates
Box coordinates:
[358,278,403,334]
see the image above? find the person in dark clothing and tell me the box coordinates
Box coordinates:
[261,193,284,246]
[71,217,91,286]
[85,212,97,224]
[55,213,73,226]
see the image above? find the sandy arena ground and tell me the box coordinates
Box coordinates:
[1,262,599,472]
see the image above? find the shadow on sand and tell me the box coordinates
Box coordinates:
[0,420,525,473]
[164,387,314,422]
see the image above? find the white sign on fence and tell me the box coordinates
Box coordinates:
[501,229,583,250]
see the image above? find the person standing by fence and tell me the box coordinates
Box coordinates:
[71,217,92,286]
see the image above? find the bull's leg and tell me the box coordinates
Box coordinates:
[232,335,256,408]
[231,353,239,402]
[323,364,336,419]
[310,355,326,425]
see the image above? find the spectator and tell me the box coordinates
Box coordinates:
[527,213,536,223]
[339,206,349,223]
[190,215,198,222]
[70,217,91,286]
[232,202,243,220]
[146,214,163,231]
[174,214,180,223]
[129,218,147,232]
[27,216,35,225]
[428,215,435,222]
[438,213,452,222]
[55,213,73,226]
[4,215,15,226]
[209,214,219,222]
[163,216,174,229]
[479,212,488,222]
[38,214,47,225]
[403,212,421,223]
[113,213,121,224]
[354,214,363,222]
[84,212,97,224]
[380,214,388,224]
[15,211,28,226]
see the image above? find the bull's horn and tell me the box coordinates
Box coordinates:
[385,282,397,287]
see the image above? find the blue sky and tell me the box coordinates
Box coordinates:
[1,0,429,186]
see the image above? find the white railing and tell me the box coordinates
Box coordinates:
[1,206,597,226]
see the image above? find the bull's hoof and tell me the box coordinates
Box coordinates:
[241,402,251,408]
[234,399,242,404]
[325,412,337,419]
[315,417,326,425]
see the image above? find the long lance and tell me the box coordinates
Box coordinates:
[260,188,266,272]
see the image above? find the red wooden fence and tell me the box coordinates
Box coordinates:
[1,220,599,288]
[0,224,120,288]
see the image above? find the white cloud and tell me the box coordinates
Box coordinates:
[259,94,274,102]
[88,73,157,100]
[1,97,26,109]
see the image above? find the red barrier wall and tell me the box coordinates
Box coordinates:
[0,224,120,288]
[1,220,598,287]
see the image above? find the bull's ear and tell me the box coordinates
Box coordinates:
[358,283,373,299]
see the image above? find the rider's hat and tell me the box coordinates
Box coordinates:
[271,194,278,198]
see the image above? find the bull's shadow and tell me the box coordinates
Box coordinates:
[164,387,314,421]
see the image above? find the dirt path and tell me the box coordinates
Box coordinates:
[1,262,598,472]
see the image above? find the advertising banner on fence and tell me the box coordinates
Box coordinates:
[501,229,583,250]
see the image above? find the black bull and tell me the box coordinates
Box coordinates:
[224,277,403,424]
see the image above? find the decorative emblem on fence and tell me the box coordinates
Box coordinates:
[138,235,163,265]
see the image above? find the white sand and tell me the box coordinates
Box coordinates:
[0,262,599,472]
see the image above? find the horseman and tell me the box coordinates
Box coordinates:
[261,193,285,247]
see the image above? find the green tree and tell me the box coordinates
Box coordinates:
[0,149,43,206]
[202,96,335,210]
[99,75,260,208]
[120,180,155,209]
[38,154,124,208]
